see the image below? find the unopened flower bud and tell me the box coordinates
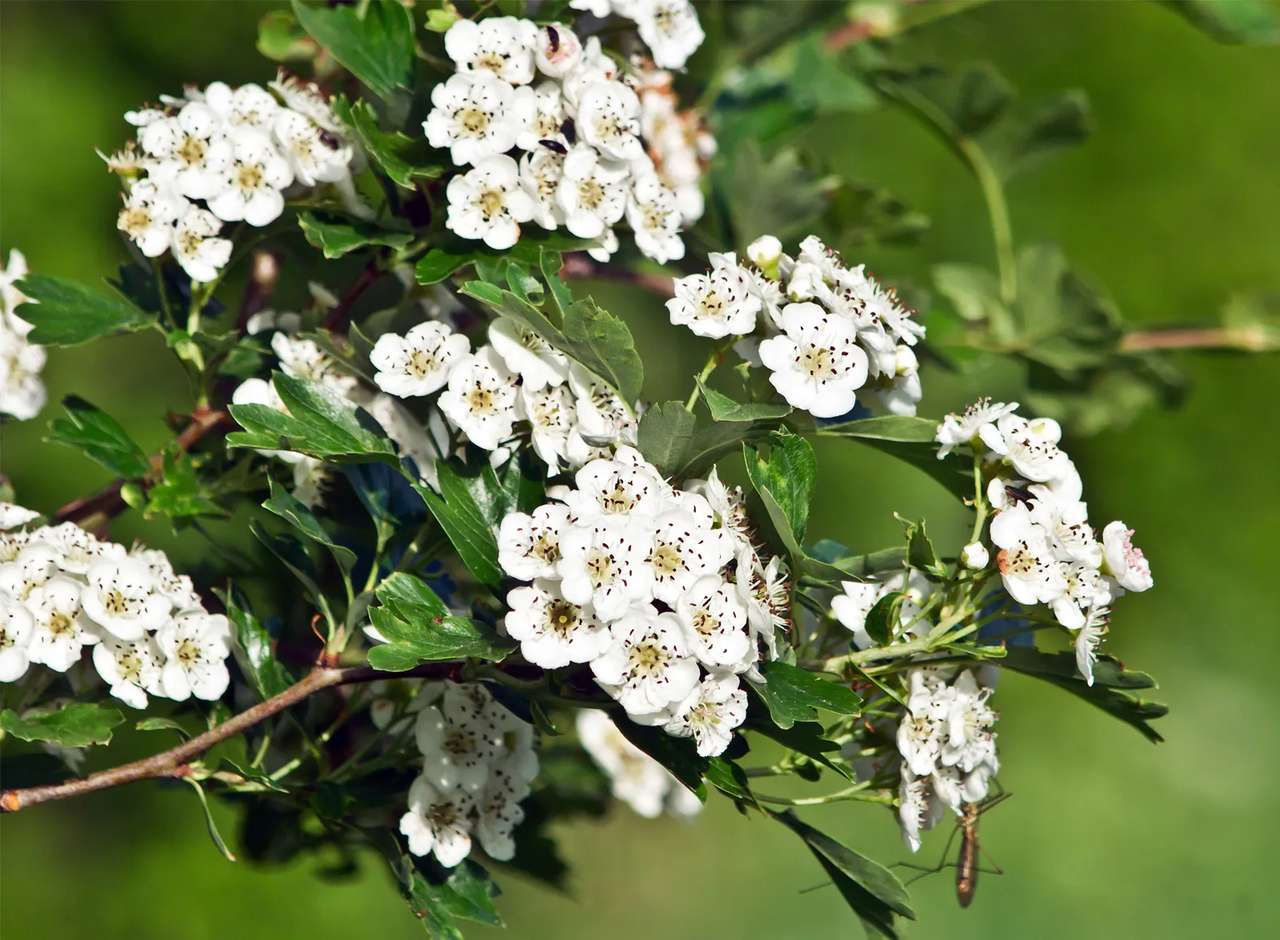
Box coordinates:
[961,542,990,570]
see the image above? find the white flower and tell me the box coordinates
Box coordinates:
[590,605,700,717]
[474,760,529,861]
[498,502,570,581]
[445,154,536,250]
[1030,488,1101,568]
[1102,521,1153,593]
[0,326,46,420]
[270,71,345,134]
[555,144,629,239]
[157,612,231,701]
[939,671,997,773]
[519,148,566,228]
[425,73,528,167]
[633,0,705,69]
[371,321,470,398]
[400,775,475,867]
[576,710,700,818]
[758,302,869,418]
[0,541,60,600]
[736,549,789,647]
[646,510,733,605]
[664,672,747,758]
[203,81,280,133]
[897,708,943,776]
[489,319,568,389]
[534,23,583,79]
[830,580,886,648]
[117,179,187,257]
[898,767,945,853]
[445,16,539,85]
[961,542,989,570]
[414,701,499,793]
[667,262,761,338]
[25,577,99,672]
[558,519,652,621]
[207,128,293,226]
[81,558,171,641]
[92,635,164,709]
[1,248,32,333]
[270,332,356,398]
[984,414,1075,485]
[519,383,577,471]
[1075,606,1109,686]
[35,522,125,575]
[627,173,685,263]
[138,102,232,200]
[746,234,783,273]
[1051,561,1112,630]
[0,593,33,682]
[504,580,611,668]
[171,206,232,283]
[563,450,667,523]
[272,108,353,186]
[438,345,520,450]
[989,505,1066,606]
[677,575,751,669]
[576,81,644,161]
[935,398,1019,459]
[0,503,38,530]
[568,366,636,445]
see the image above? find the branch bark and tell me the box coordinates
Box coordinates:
[560,255,674,298]
[1119,326,1274,353]
[323,260,384,332]
[0,662,456,813]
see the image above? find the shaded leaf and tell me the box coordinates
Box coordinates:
[264,477,356,571]
[15,275,151,347]
[698,381,792,422]
[297,211,412,260]
[0,703,124,748]
[334,98,445,189]
[224,592,296,700]
[752,661,862,730]
[616,718,708,799]
[46,396,150,478]
[637,401,696,474]
[291,0,414,99]
[366,572,513,670]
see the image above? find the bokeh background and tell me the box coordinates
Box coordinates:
[2,1,1278,937]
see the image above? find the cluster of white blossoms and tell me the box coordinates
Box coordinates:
[0,249,46,421]
[896,668,999,852]
[576,709,702,817]
[498,447,789,757]
[937,399,1153,684]
[399,681,538,867]
[569,0,705,70]
[830,568,933,652]
[0,505,232,708]
[668,235,926,419]
[371,315,636,470]
[109,73,358,283]
[427,13,705,262]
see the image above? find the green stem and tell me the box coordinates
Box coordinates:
[961,138,1018,305]
[684,343,726,412]
[753,783,894,807]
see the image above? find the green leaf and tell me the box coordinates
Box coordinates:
[415,247,473,285]
[818,415,939,443]
[863,591,904,646]
[297,211,412,260]
[333,98,445,189]
[1000,646,1167,743]
[366,572,513,671]
[256,9,316,61]
[228,373,398,463]
[46,396,151,478]
[715,141,834,243]
[224,592,296,700]
[1166,0,1280,44]
[417,861,504,928]
[775,811,915,936]
[291,0,414,100]
[744,697,851,779]
[752,661,862,730]
[616,718,708,799]
[873,61,1013,138]
[933,262,1009,324]
[987,91,1092,180]
[637,401,696,475]
[15,274,151,347]
[409,461,506,587]
[0,703,124,747]
[818,416,971,500]
[185,778,238,862]
[698,381,792,422]
[143,450,227,521]
[744,430,817,557]
[264,477,356,572]
[787,34,876,115]
[561,297,644,404]
[902,517,948,579]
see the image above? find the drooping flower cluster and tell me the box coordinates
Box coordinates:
[0,249,46,421]
[895,669,999,852]
[0,505,232,708]
[937,399,1153,684]
[576,709,702,817]
[427,12,705,261]
[499,447,789,757]
[108,73,358,283]
[667,235,926,419]
[399,681,539,867]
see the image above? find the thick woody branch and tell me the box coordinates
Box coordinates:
[0,663,456,813]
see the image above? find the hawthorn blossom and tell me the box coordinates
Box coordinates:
[400,776,475,867]
[24,578,98,672]
[1,248,32,332]
[1102,521,1154,593]
[519,383,577,471]
[414,701,499,793]
[519,148,566,228]
[590,605,700,718]
[157,612,231,701]
[438,345,520,450]
[563,450,666,522]
[498,502,571,581]
[568,367,637,445]
[935,398,1019,459]
[272,108,353,186]
[138,102,231,200]
[0,504,38,530]
[371,322,470,398]
[984,414,1075,488]
[81,558,171,641]
[961,542,990,570]
[646,510,733,605]
[556,144,629,239]
[92,635,164,709]
[504,580,610,668]
[898,768,945,853]
[445,16,539,85]
[207,128,293,226]
[633,0,706,69]
[576,710,702,817]
[989,505,1067,606]
[203,81,279,133]
[0,593,33,682]
[0,542,60,600]
[663,673,747,757]
[576,81,644,161]
[667,262,761,339]
[1075,606,1109,686]
[489,319,569,389]
[426,73,529,167]
[170,206,232,283]
[627,173,685,263]
[0,327,46,420]
[534,23,583,79]
[445,155,536,250]
[117,179,186,257]
[758,302,869,418]
[557,519,652,620]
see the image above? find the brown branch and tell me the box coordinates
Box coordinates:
[54,407,230,526]
[323,260,384,332]
[560,254,674,298]
[1119,326,1275,354]
[0,662,457,813]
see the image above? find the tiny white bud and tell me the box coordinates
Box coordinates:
[747,234,782,270]
[961,542,990,570]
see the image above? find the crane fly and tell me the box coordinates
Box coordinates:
[895,790,1010,908]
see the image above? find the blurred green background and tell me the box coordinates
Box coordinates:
[2,1,1278,937]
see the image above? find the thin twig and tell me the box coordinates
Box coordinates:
[0,662,456,813]
[323,260,384,332]
[1118,326,1274,353]
[560,254,673,298]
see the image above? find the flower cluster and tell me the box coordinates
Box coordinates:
[399,681,539,867]
[667,235,926,419]
[0,249,45,421]
[896,669,999,852]
[427,12,705,261]
[576,709,702,817]
[499,447,788,757]
[109,73,358,283]
[830,568,933,651]
[937,399,1153,683]
[570,0,705,70]
[0,505,231,708]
